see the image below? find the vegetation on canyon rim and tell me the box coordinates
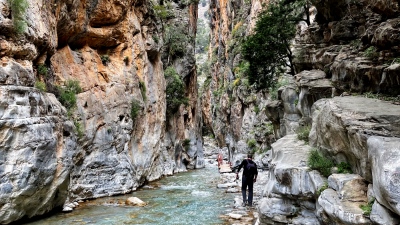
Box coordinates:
[241,0,311,90]
[8,0,28,34]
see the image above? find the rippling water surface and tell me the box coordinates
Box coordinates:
[24,167,234,225]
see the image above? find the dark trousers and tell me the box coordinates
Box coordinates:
[241,175,254,205]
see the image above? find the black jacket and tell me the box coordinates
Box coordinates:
[237,158,258,178]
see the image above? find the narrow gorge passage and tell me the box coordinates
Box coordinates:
[21,165,234,225]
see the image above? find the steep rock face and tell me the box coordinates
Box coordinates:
[0,87,76,224]
[295,0,400,96]
[204,0,275,159]
[0,0,200,223]
[259,96,400,224]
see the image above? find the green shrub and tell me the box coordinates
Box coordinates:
[74,120,84,139]
[363,46,378,59]
[164,26,189,58]
[153,35,159,44]
[268,77,289,100]
[247,139,257,149]
[101,55,110,65]
[254,105,260,114]
[183,139,191,150]
[153,4,173,20]
[164,67,188,114]
[8,0,28,34]
[139,80,147,102]
[337,162,352,174]
[35,81,46,92]
[317,182,328,196]
[308,149,334,177]
[297,125,311,143]
[37,64,48,76]
[131,100,141,122]
[360,198,374,216]
[58,80,82,111]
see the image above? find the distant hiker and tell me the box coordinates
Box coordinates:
[217,153,223,170]
[236,154,258,207]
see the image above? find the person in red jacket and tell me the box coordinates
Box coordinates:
[236,154,258,207]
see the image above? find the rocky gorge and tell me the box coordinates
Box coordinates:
[1,0,400,224]
[203,0,400,224]
[1,0,201,223]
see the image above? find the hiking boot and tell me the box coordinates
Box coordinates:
[242,201,247,207]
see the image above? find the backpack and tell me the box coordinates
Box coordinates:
[246,159,257,173]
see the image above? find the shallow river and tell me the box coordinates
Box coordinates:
[23,166,235,225]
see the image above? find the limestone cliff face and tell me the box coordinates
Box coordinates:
[203,0,274,162]
[0,0,199,223]
[206,0,400,223]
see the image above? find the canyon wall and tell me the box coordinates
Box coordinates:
[206,0,400,224]
[0,0,200,223]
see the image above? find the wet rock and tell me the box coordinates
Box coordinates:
[125,197,147,207]
[62,206,73,212]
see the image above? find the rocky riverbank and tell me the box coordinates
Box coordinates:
[203,136,269,225]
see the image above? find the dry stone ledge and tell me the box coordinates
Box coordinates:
[368,136,400,216]
[310,96,400,181]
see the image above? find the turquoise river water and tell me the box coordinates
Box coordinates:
[23,167,235,225]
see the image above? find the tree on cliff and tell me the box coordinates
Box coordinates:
[241,0,310,90]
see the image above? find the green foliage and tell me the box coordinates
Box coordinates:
[165,26,189,58]
[164,67,189,113]
[58,80,82,111]
[153,4,173,20]
[196,19,210,54]
[131,99,141,122]
[101,55,110,65]
[247,139,257,149]
[350,40,362,49]
[153,35,159,44]
[268,77,289,100]
[139,80,147,102]
[35,81,46,92]
[337,162,352,174]
[8,0,29,34]
[74,120,84,139]
[297,125,311,143]
[242,0,307,90]
[183,139,191,150]
[363,92,400,102]
[37,64,48,76]
[363,46,378,59]
[360,198,374,216]
[316,182,328,196]
[254,105,260,114]
[308,149,335,177]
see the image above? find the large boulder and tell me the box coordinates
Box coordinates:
[368,136,400,216]
[258,135,325,224]
[0,86,77,224]
[310,96,400,181]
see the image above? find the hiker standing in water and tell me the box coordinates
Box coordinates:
[236,154,258,207]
